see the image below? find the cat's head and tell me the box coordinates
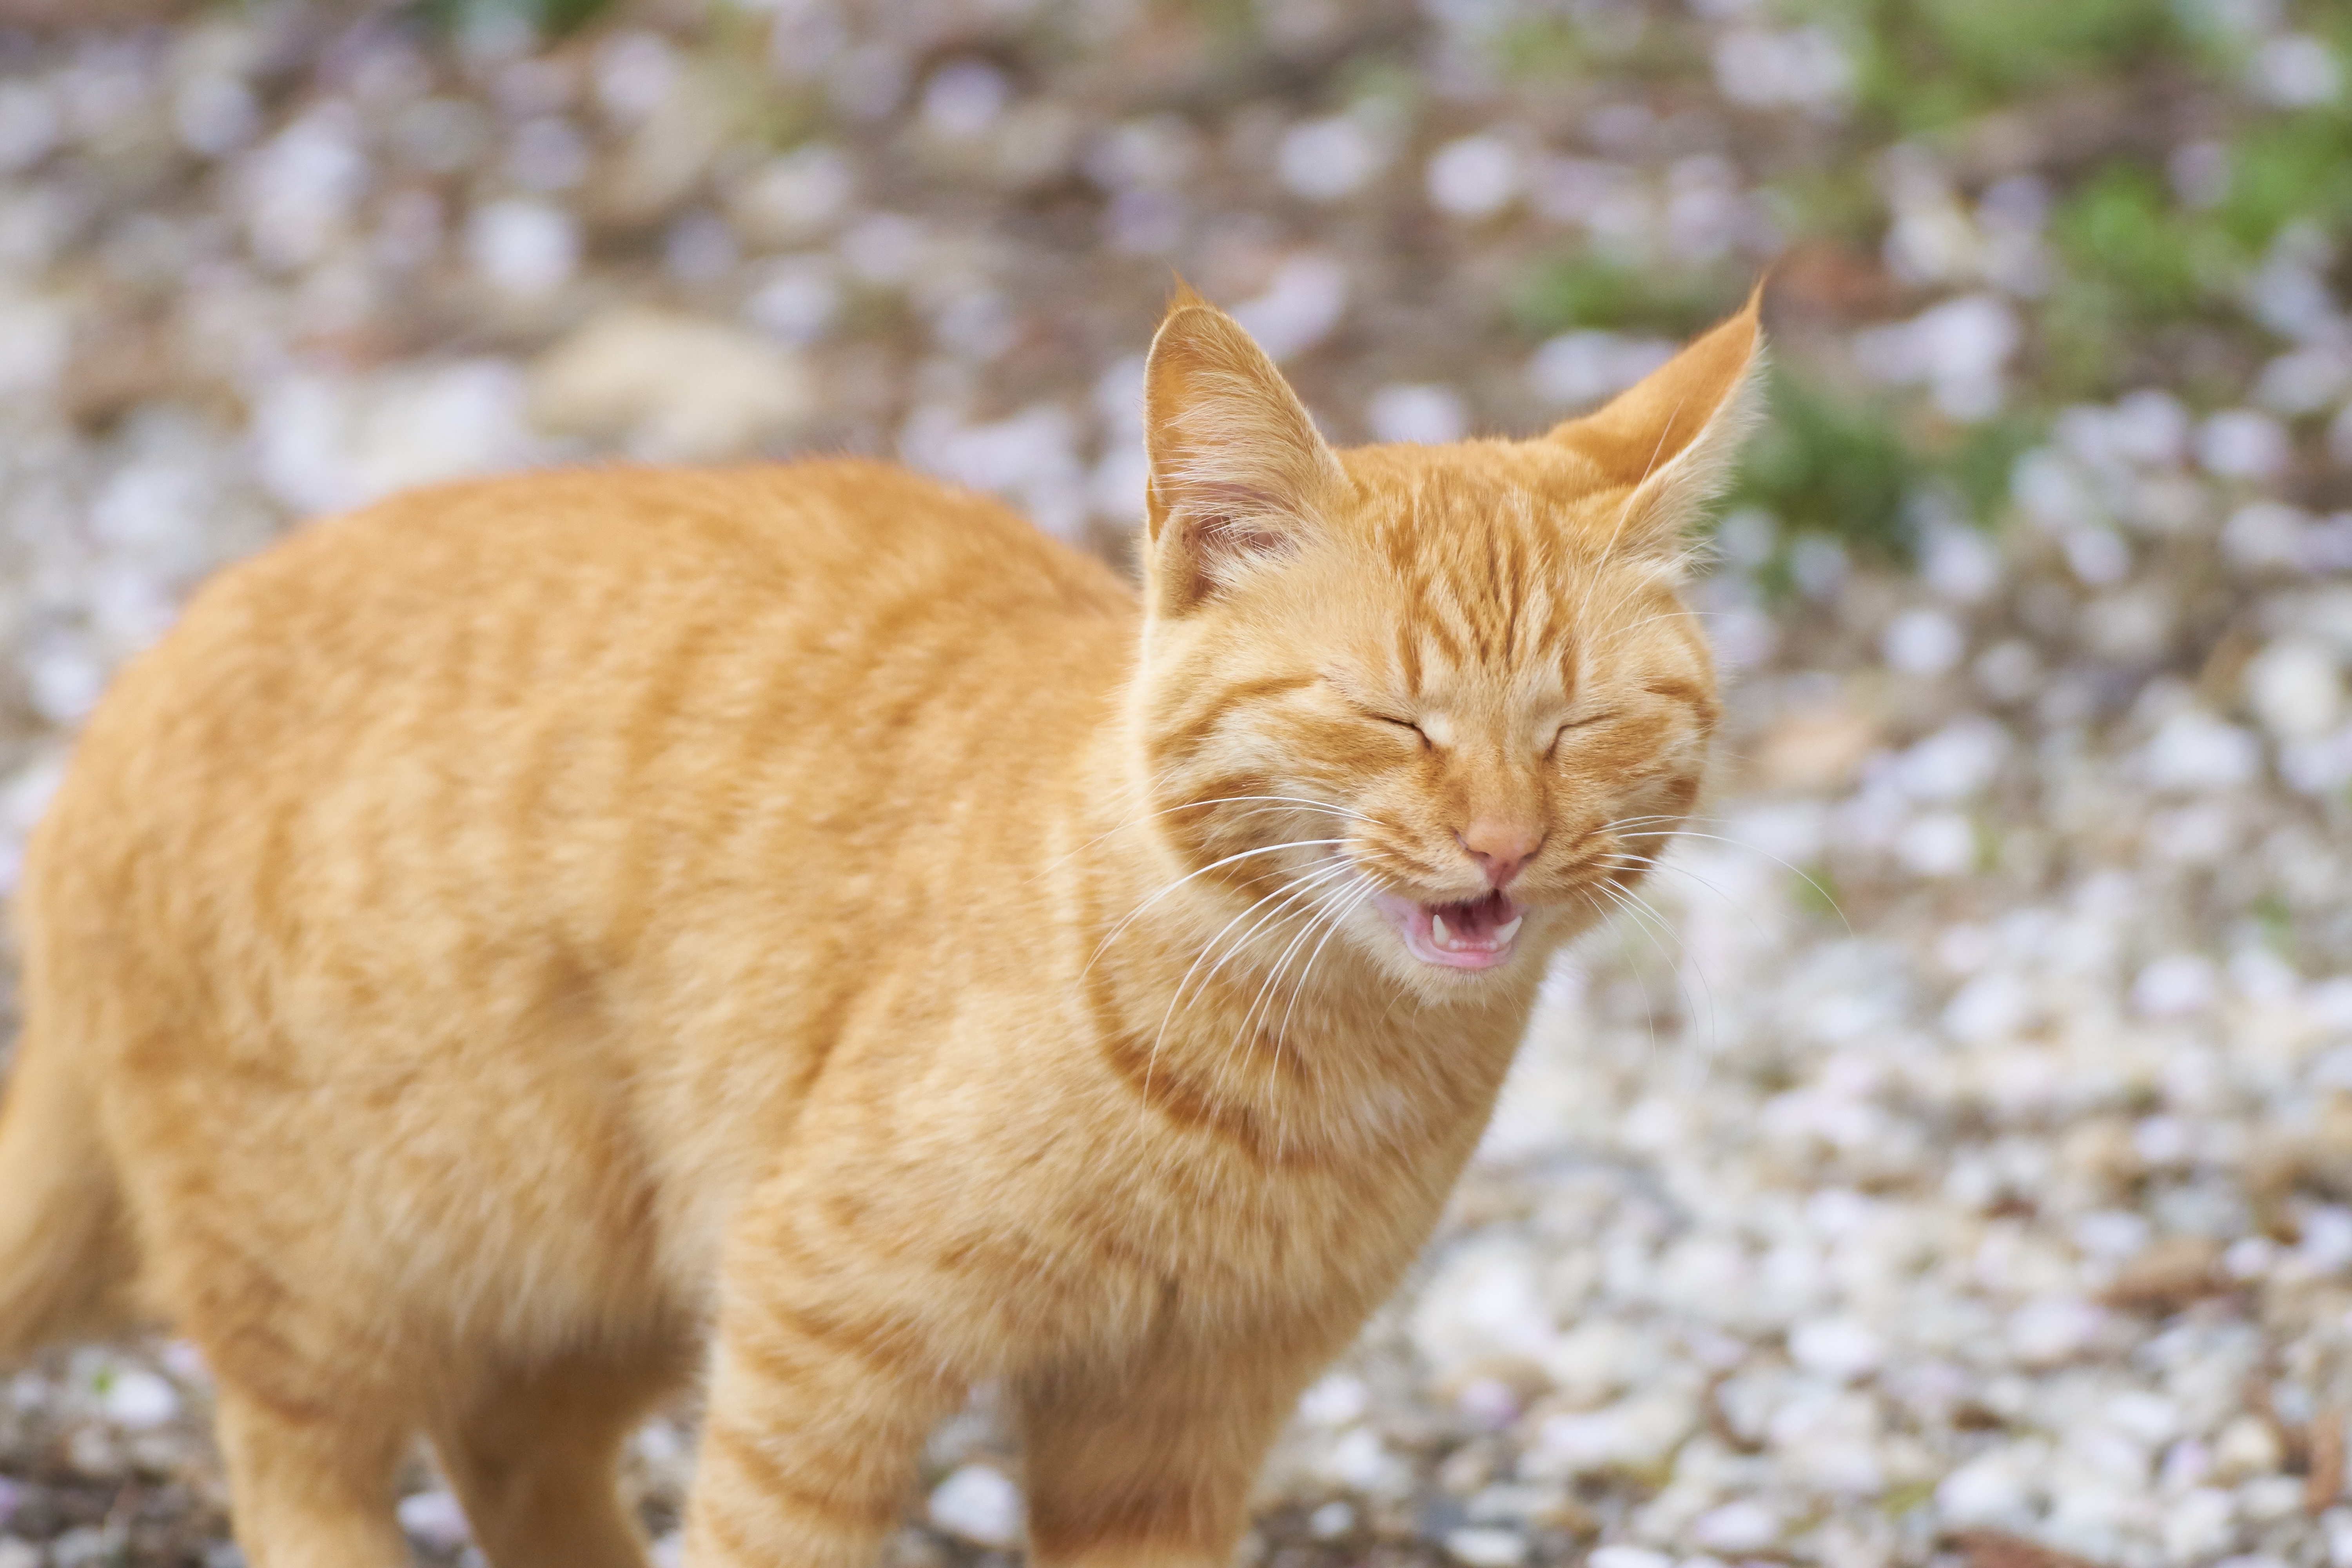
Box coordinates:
[1131,283,1761,1000]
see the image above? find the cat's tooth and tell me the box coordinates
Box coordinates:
[1496,916,1523,944]
[1431,911,1452,947]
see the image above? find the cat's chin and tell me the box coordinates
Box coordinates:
[1372,889,1526,972]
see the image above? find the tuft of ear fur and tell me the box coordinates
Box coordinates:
[1548,283,1766,570]
[1143,285,1346,615]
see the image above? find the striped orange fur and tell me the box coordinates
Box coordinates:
[0,287,1761,1568]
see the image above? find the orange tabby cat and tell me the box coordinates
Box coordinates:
[0,285,1759,1568]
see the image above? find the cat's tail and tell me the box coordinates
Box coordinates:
[0,1025,140,1361]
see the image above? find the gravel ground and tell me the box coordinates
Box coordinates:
[1,2,2350,1566]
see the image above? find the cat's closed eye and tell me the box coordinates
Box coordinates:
[1546,711,1616,757]
[1322,675,1429,746]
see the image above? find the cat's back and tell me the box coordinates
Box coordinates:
[29,459,1138,970]
[135,458,1132,711]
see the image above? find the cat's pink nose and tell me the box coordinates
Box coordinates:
[1458,822,1543,889]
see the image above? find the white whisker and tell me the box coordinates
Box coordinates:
[1031,794,1387,884]
[1258,877,1387,1162]
[1593,877,1719,1054]
[1597,851,1775,944]
[1271,876,1383,1076]
[1141,855,1361,1105]
[1082,837,1356,975]
[1576,886,1664,1059]
[1605,831,1850,932]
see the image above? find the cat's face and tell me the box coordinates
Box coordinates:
[1135,290,1758,998]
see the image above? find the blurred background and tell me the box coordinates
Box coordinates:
[0,0,2350,1565]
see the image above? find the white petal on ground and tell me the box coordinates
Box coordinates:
[926,1464,1022,1548]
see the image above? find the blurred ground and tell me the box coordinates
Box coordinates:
[0,1,2350,1566]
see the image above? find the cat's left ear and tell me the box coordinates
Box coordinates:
[1547,284,1766,565]
[1142,285,1347,616]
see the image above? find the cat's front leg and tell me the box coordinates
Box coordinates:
[680,1193,971,1568]
[1018,1332,1326,1568]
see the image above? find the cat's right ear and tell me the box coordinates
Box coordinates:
[1142,287,1345,617]
[1544,286,1765,568]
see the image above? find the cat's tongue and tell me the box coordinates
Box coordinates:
[1375,889,1525,971]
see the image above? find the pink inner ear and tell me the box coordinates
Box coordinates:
[1192,514,1290,559]
[1166,473,1296,566]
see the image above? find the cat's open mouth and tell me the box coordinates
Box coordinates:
[1372,890,1525,971]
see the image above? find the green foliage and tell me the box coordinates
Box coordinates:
[1726,367,1918,563]
[1488,5,1699,81]
[1827,0,2182,133]
[1768,0,2343,407]
[2218,111,2352,251]
[2039,159,2246,395]
[1792,862,1848,925]
[1713,374,2037,592]
[1509,256,1735,339]
[1764,164,1885,249]
[1492,16,1589,82]
[2252,892,2297,954]
[2051,165,2209,320]
[414,0,618,40]
[1943,417,2040,525]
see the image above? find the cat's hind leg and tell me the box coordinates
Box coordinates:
[128,1158,422,1568]
[213,1383,416,1568]
[428,1345,686,1568]
[117,1078,450,1568]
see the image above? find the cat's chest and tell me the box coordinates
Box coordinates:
[1090,1126,1478,1343]
[1103,1018,1516,1280]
